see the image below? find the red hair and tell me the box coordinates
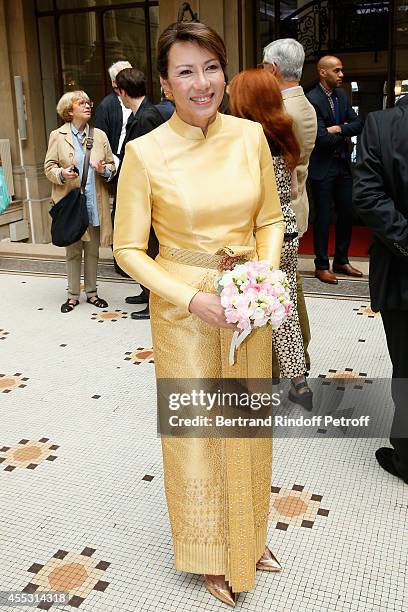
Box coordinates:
[229,68,300,172]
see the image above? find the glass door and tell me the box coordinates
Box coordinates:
[37,2,159,140]
[58,10,105,105]
[102,5,160,102]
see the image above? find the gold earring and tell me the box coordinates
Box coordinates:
[165,90,174,101]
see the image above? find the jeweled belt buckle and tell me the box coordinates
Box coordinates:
[216,247,250,272]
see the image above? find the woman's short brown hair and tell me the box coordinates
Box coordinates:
[157,21,227,80]
[56,90,90,122]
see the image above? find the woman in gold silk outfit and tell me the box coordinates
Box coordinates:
[113,22,285,607]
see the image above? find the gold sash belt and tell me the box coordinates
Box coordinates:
[159,245,256,270]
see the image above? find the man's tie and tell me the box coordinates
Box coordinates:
[331,93,341,125]
[327,91,335,116]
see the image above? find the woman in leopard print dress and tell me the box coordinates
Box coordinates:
[229,68,312,406]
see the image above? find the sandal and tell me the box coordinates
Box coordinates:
[86,296,108,309]
[61,299,79,313]
[288,379,313,411]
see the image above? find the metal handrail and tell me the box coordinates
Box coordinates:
[177,2,199,23]
[280,0,390,58]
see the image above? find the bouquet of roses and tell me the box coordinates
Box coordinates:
[214,255,292,365]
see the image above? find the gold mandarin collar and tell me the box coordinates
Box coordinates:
[168,112,223,140]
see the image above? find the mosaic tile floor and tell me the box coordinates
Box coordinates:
[0,273,406,612]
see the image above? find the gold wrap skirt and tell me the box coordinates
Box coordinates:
[150,246,273,593]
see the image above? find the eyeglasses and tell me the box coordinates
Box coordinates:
[75,100,94,108]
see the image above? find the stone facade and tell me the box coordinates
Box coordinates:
[0,1,403,244]
[0,0,51,243]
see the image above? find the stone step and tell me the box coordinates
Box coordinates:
[301,274,369,300]
[0,254,123,281]
[0,256,370,300]
[0,241,370,299]
[0,240,123,281]
[0,240,113,261]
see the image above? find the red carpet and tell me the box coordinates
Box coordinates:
[299,225,372,257]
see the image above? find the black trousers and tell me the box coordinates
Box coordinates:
[309,159,353,270]
[380,310,408,478]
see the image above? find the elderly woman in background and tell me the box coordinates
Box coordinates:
[44,91,115,313]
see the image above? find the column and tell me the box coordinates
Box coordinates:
[4,0,51,243]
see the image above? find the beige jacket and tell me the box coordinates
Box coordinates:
[44,123,116,246]
[282,87,317,237]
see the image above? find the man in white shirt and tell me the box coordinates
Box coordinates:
[263,38,317,378]
[94,60,133,169]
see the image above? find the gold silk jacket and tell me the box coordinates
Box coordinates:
[113,112,284,308]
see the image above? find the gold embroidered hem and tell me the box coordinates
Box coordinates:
[173,524,267,577]
[152,247,273,593]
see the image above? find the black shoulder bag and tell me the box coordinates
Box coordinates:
[49,127,94,247]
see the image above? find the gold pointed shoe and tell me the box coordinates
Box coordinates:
[256,546,282,572]
[204,575,236,607]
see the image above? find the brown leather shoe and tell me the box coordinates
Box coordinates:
[315,269,338,285]
[332,263,363,277]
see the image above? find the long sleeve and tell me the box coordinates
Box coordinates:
[113,141,199,310]
[315,112,343,149]
[354,113,408,261]
[94,104,110,141]
[306,92,342,150]
[340,99,363,137]
[309,91,363,149]
[44,131,64,185]
[118,108,164,162]
[254,127,285,268]
[100,132,116,180]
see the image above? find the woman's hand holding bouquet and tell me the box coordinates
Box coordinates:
[215,259,292,365]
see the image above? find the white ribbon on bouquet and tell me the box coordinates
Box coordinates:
[229,328,252,366]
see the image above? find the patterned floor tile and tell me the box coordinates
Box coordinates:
[0,274,405,612]
[91,310,128,322]
[353,305,380,318]
[0,373,29,393]
[124,347,154,365]
[0,438,58,471]
[317,368,372,391]
[23,548,110,609]
[269,485,330,530]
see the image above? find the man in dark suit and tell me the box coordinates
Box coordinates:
[114,67,166,320]
[155,88,175,121]
[116,71,164,159]
[307,56,363,284]
[396,94,408,107]
[354,104,408,484]
[94,60,132,168]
